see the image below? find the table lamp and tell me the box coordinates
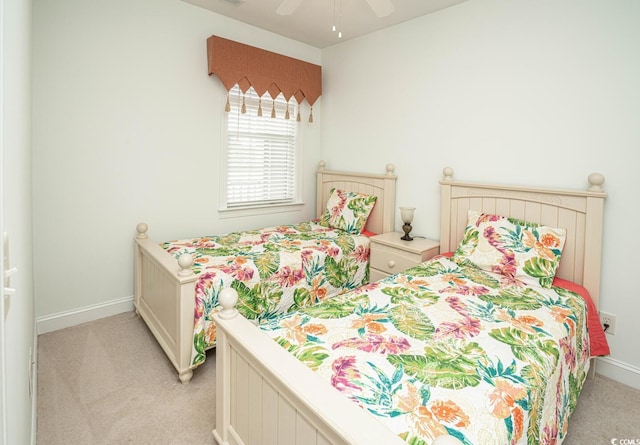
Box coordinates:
[399,206,415,241]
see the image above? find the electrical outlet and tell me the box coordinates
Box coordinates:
[600,311,616,336]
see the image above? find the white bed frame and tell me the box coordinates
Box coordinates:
[134,161,397,383]
[211,167,607,445]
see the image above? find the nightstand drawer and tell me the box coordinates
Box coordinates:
[370,244,425,274]
[369,233,440,280]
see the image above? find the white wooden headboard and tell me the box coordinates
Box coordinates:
[316,161,397,235]
[439,167,607,308]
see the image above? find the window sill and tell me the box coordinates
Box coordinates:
[218,201,305,219]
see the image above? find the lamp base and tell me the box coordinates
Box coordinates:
[401,223,413,241]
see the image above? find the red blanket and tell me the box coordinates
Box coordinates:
[553,277,610,357]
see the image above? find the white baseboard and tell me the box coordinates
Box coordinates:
[596,356,640,390]
[36,296,134,335]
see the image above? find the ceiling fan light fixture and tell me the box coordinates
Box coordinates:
[277,0,394,41]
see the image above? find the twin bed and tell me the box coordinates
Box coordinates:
[211,167,609,445]
[134,162,397,383]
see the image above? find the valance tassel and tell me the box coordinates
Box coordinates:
[309,107,314,123]
[241,95,246,114]
[225,95,231,112]
[271,100,276,118]
[285,102,290,120]
[296,108,301,122]
[257,98,263,117]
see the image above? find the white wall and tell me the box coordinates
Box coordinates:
[1,0,36,442]
[321,0,640,387]
[32,0,322,322]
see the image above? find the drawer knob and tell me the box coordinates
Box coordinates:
[388,260,395,268]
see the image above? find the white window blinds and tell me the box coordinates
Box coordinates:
[225,85,298,208]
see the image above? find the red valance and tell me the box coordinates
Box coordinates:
[207,35,322,106]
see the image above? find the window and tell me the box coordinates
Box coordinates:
[221,85,302,215]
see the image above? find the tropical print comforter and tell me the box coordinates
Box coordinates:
[260,255,591,445]
[162,221,370,367]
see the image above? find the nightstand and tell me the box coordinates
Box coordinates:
[369,232,440,281]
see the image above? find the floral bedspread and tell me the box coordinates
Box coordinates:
[162,221,370,367]
[260,256,591,445]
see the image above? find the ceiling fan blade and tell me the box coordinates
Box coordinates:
[365,0,394,17]
[276,0,304,15]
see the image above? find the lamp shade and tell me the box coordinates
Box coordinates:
[399,207,415,224]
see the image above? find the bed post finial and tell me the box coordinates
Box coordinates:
[136,223,148,239]
[588,172,605,192]
[318,160,326,172]
[385,163,395,176]
[177,253,195,277]
[218,287,239,319]
[442,167,454,181]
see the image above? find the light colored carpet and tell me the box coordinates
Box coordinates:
[37,311,640,444]
[37,311,216,445]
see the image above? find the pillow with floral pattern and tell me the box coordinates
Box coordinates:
[452,210,566,288]
[319,188,377,235]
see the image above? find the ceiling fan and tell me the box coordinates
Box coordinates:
[276,0,395,18]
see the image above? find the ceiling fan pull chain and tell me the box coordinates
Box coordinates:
[338,0,343,38]
[332,0,337,31]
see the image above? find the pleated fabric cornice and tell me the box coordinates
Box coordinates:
[207,35,322,107]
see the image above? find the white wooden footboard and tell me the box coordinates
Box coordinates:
[134,223,198,383]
